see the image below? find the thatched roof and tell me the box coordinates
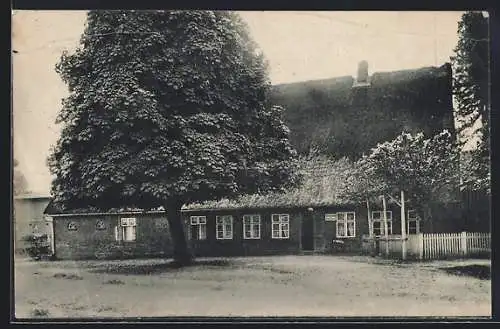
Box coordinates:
[182,156,357,211]
[271,63,454,158]
[45,156,358,214]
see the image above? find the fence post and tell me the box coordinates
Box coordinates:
[417,233,424,260]
[460,231,467,256]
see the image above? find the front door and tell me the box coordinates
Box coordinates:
[301,214,314,251]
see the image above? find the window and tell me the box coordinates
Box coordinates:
[336,212,356,238]
[243,215,261,239]
[96,219,106,230]
[371,211,392,236]
[67,222,78,231]
[115,217,136,242]
[190,216,207,240]
[271,214,289,239]
[216,215,233,240]
[407,210,421,234]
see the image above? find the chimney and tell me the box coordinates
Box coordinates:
[357,60,369,83]
[353,61,370,88]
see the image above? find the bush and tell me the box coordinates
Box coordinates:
[22,233,51,260]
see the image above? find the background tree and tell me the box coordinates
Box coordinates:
[49,10,299,265]
[451,11,490,192]
[13,158,30,196]
[345,130,460,231]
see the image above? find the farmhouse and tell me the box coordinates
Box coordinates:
[43,156,464,260]
[41,62,478,260]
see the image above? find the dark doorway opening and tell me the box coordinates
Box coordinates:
[301,215,314,251]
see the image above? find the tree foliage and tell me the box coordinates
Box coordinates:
[451,11,490,192]
[48,10,299,263]
[345,130,460,217]
[49,10,299,211]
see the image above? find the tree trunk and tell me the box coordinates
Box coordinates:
[424,205,434,233]
[165,199,193,266]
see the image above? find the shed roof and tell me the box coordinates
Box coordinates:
[14,194,51,200]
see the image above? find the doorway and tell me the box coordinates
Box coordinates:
[301,214,314,251]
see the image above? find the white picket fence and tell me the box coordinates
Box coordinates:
[362,232,490,260]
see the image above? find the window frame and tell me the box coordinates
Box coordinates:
[119,217,137,242]
[335,212,356,238]
[407,210,421,234]
[190,216,207,240]
[215,215,234,240]
[370,211,393,237]
[243,214,261,240]
[271,214,290,239]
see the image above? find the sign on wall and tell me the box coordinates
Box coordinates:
[67,222,78,231]
[325,213,338,221]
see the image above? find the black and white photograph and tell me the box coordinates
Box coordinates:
[12,10,491,319]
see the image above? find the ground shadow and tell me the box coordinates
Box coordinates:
[440,264,490,280]
[89,259,236,275]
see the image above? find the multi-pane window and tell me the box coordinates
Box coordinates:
[272,214,289,239]
[243,215,261,239]
[371,211,392,236]
[190,216,207,240]
[407,210,421,234]
[336,212,356,238]
[216,215,233,240]
[115,217,136,242]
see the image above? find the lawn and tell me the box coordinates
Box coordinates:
[13,255,491,319]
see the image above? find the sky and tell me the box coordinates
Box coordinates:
[12,10,465,195]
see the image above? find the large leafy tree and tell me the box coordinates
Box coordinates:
[345,130,460,231]
[49,10,299,264]
[451,11,490,192]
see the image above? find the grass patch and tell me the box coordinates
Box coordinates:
[440,264,490,280]
[53,272,83,280]
[103,279,125,285]
[31,308,50,317]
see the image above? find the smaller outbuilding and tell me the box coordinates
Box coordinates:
[13,194,53,255]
